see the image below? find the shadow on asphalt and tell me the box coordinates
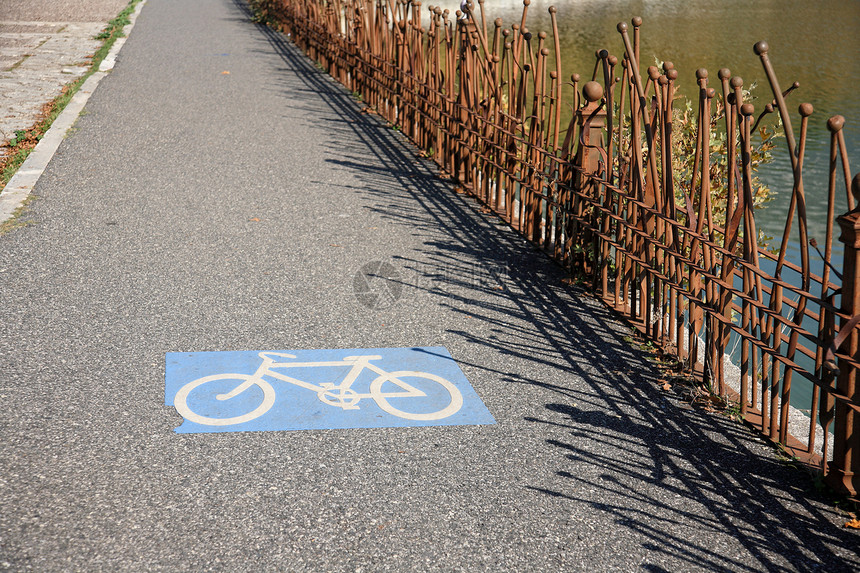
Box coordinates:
[231,0,859,568]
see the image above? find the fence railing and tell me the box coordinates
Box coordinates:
[255,0,860,498]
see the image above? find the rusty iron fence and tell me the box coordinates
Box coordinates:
[255,0,860,497]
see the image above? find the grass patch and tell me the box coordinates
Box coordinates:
[0,0,143,192]
[0,194,37,235]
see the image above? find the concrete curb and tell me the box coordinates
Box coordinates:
[0,0,147,224]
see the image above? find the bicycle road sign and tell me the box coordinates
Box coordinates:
[165,346,495,433]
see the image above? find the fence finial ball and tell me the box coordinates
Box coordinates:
[754,41,769,55]
[523,0,530,6]
[696,68,708,80]
[730,76,743,89]
[828,115,846,132]
[617,22,627,33]
[799,103,814,117]
[632,16,643,27]
[583,81,604,102]
[741,103,755,117]
[718,68,731,80]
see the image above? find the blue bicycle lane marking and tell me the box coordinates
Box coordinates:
[165,346,496,433]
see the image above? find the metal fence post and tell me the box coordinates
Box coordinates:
[574,81,607,178]
[828,174,860,498]
[569,81,606,274]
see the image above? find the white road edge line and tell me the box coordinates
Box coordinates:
[0,0,148,224]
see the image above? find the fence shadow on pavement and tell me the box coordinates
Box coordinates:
[232,0,860,568]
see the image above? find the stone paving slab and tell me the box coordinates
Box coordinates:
[0,0,128,161]
[0,22,103,150]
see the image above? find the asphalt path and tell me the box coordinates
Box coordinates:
[1,0,858,570]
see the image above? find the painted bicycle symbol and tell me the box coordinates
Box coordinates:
[174,351,464,426]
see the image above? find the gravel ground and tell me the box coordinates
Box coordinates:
[0,1,130,22]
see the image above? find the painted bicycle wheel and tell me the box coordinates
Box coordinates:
[173,373,276,426]
[369,371,463,421]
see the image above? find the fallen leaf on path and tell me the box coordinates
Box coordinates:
[845,518,860,529]
[222,71,230,75]
[249,217,261,222]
